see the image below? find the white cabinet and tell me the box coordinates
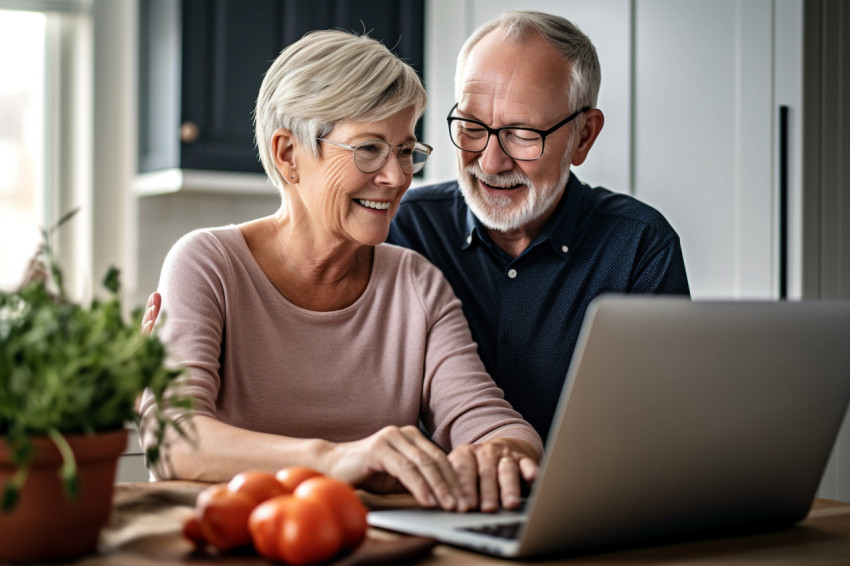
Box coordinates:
[634,0,779,299]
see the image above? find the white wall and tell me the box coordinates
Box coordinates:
[134,192,278,307]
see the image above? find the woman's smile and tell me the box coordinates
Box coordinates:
[355,198,392,211]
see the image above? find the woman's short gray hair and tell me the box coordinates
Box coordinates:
[455,11,601,112]
[255,30,427,190]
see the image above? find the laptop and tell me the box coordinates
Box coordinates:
[368,296,850,558]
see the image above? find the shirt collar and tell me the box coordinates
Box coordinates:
[460,172,586,258]
[543,172,586,257]
[461,209,485,250]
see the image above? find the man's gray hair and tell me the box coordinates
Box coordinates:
[455,11,601,111]
[255,29,427,190]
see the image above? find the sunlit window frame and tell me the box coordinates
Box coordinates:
[0,0,92,299]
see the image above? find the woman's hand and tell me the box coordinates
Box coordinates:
[142,292,161,336]
[448,439,539,513]
[323,425,468,511]
[137,292,162,412]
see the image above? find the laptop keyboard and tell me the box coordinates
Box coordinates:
[459,520,525,540]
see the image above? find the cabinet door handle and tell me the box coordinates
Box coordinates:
[180,121,200,144]
[779,105,789,300]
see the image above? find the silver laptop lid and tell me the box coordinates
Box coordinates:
[518,296,850,556]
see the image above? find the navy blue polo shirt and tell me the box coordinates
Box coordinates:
[387,174,690,440]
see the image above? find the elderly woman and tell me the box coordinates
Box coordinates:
[139,30,542,513]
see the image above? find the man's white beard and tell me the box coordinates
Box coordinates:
[457,154,572,232]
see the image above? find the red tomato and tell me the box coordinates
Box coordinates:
[181,514,207,548]
[293,477,368,549]
[196,483,256,551]
[227,470,286,505]
[249,495,344,565]
[195,483,227,510]
[275,466,323,494]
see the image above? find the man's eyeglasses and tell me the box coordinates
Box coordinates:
[317,138,433,174]
[446,103,591,161]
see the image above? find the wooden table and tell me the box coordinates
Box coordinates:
[74,482,850,565]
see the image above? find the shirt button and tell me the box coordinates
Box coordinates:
[466,234,472,244]
[507,268,518,279]
[562,245,569,253]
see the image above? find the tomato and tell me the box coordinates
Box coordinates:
[293,477,368,549]
[249,495,344,565]
[181,514,207,548]
[275,466,323,494]
[195,483,228,510]
[196,483,256,551]
[228,470,286,505]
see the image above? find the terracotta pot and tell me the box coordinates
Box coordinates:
[0,428,128,562]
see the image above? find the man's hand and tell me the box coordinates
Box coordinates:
[141,292,161,336]
[448,439,539,513]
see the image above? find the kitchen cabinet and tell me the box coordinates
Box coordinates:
[137,0,424,191]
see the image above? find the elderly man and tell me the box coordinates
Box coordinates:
[387,11,690,439]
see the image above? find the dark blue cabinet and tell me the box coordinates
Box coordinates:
[138,0,425,175]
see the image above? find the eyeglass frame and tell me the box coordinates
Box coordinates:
[446,103,591,161]
[317,138,433,174]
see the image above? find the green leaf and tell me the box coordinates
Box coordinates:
[1,484,20,514]
[48,429,78,501]
[1,464,28,513]
[51,207,80,233]
[102,267,121,295]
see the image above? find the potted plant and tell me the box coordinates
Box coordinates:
[0,211,191,562]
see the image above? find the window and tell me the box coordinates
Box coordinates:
[0,0,90,295]
[0,10,46,289]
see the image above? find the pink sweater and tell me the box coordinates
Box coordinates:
[140,226,541,456]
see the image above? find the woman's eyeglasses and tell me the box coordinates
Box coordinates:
[318,138,433,174]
